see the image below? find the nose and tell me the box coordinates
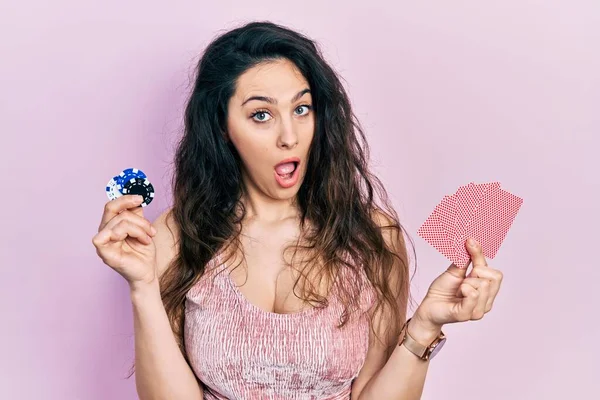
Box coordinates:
[276,118,298,149]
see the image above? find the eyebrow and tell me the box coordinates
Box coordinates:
[241,88,311,106]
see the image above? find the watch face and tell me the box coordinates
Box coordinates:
[429,337,446,360]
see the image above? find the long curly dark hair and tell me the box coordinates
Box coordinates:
[158,21,416,368]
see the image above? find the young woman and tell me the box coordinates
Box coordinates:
[93,21,503,400]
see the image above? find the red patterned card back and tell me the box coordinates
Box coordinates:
[452,183,500,266]
[417,206,455,260]
[466,187,523,259]
[418,182,522,268]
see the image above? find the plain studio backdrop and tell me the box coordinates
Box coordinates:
[1,1,597,399]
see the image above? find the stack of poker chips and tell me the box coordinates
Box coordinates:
[106,168,155,207]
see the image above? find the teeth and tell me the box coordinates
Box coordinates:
[277,168,295,180]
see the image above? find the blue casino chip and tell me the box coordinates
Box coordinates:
[116,168,147,193]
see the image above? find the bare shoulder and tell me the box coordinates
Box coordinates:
[370,208,405,253]
[370,208,395,227]
[151,207,179,278]
[369,207,410,314]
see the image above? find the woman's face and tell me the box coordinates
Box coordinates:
[226,58,315,201]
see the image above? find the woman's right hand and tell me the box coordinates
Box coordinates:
[92,195,158,288]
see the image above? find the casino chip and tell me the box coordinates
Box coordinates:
[116,168,147,191]
[122,177,155,207]
[105,176,123,201]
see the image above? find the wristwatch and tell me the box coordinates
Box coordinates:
[398,318,446,361]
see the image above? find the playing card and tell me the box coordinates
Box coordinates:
[452,182,501,266]
[434,194,457,242]
[466,186,523,259]
[451,183,481,255]
[417,202,455,260]
[418,181,522,268]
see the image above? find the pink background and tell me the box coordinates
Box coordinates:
[1,1,598,399]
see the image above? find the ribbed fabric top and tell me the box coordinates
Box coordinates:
[184,250,374,400]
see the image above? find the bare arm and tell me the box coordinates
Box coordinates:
[352,317,440,399]
[352,210,500,399]
[133,210,204,400]
[351,210,438,400]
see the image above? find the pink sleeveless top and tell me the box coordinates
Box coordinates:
[184,251,374,399]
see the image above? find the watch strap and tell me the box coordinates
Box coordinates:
[399,318,445,361]
[401,327,429,358]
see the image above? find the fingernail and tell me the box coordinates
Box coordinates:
[468,238,478,247]
[151,226,157,235]
[134,195,144,203]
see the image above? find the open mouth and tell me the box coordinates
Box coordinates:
[274,158,301,188]
[276,161,298,179]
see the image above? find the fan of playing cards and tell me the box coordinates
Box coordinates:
[417,182,523,268]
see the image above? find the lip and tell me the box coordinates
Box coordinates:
[274,157,301,168]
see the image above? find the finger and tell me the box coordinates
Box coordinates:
[104,210,156,237]
[465,238,487,268]
[99,195,144,231]
[469,266,503,311]
[446,260,472,279]
[111,220,153,245]
[462,277,490,319]
[454,283,479,321]
[92,228,114,248]
[92,229,121,265]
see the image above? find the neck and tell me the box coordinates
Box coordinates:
[240,177,300,223]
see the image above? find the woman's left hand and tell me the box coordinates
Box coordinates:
[411,238,504,336]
